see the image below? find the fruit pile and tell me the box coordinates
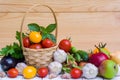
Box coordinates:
[0,23,120,79]
[23,23,56,49]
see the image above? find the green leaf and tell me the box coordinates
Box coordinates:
[16,31,25,47]
[48,34,56,43]
[0,31,24,59]
[42,33,56,43]
[46,24,56,33]
[0,45,10,56]
[39,26,47,33]
[28,23,40,31]
[42,33,48,40]
[0,42,24,59]
[62,67,71,73]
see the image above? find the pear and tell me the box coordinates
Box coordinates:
[99,60,118,79]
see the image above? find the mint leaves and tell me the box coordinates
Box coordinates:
[28,23,57,43]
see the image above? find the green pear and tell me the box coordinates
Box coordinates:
[99,60,118,79]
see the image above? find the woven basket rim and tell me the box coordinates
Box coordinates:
[24,45,58,52]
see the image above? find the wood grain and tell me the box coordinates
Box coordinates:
[1,0,120,12]
[0,12,120,52]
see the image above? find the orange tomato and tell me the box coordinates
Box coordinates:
[29,31,42,43]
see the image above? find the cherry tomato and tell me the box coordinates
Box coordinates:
[29,43,42,49]
[42,38,54,48]
[38,67,48,78]
[23,66,37,79]
[29,31,42,43]
[7,68,18,78]
[23,37,30,48]
[70,68,82,79]
[59,39,71,52]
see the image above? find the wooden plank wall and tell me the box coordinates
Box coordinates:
[0,0,120,52]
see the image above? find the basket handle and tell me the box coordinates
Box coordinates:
[20,4,58,50]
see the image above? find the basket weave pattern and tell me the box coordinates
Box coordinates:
[20,4,58,68]
[24,46,57,68]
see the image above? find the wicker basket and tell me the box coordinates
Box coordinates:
[20,4,58,69]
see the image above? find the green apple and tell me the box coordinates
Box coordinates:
[99,60,118,79]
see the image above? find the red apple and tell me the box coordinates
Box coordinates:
[89,52,109,67]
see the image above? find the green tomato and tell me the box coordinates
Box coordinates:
[70,46,77,54]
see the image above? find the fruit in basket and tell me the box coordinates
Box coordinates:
[29,31,42,43]
[7,68,18,78]
[93,43,110,57]
[23,37,30,48]
[29,43,42,49]
[70,68,82,79]
[23,66,37,79]
[99,60,118,79]
[89,52,109,67]
[42,38,55,48]
[1,56,17,71]
[59,39,71,52]
[28,23,57,44]
[38,67,48,78]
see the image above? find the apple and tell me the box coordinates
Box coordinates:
[89,52,109,67]
[99,60,118,79]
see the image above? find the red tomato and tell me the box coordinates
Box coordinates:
[59,39,71,52]
[41,38,54,48]
[29,43,42,49]
[23,37,30,48]
[7,68,18,78]
[38,67,48,78]
[70,68,82,79]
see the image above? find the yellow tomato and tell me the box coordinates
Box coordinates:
[29,31,42,43]
[23,66,37,79]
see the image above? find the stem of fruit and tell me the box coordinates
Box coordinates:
[94,45,101,52]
